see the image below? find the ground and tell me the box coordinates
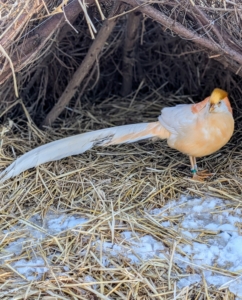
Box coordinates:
[0,95,241,299]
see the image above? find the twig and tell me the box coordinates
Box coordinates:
[168,240,177,290]
[190,4,226,46]
[121,0,242,66]
[0,45,19,98]
[94,0,106,20]
[42,1,125,127]
[77,0,97,39]
[121,10,142,96]
[63,1,79,34]
[71,59,99,115]
[0,0,95,85]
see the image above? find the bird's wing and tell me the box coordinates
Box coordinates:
[158,100,208,134]
[158,104,196,134]
[0,121,169,183]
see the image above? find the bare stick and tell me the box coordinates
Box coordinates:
[42,2,124,127]
[190,4,242,55]
[0,45,19,98]
[121,0,242,66]
[121,10,142,96]
[0,0,95,84]
[190,3,225,46]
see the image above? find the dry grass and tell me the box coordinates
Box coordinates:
[0,94,241,299]
[1,0,242,298]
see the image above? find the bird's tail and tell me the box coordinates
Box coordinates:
[0,121,170,183]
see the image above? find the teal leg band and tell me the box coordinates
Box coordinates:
[191,169,197,174]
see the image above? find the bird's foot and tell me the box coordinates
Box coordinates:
[196,169,213,177]
[191,169,213,181]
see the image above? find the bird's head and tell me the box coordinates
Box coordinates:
[209,88,232,114]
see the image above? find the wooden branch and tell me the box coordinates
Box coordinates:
[121,10,142,96]
[188,4,242,76]
[165,2,242,77]
[0,0,95,85]
[42,1,125,127]
[121,0,242,67]
[213,56,242,77]
[0,1,41,48]
[190,4,225,46]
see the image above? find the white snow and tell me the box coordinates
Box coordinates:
[1,196,242,297]
[47,214,87,233]
[151,196,242,296]
[84,275,98,290]
[1,212,88,280]
[95,196,242,297]
[12,258,48,281]
[95,232,166,265]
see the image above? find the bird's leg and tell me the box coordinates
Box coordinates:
[189,156,198,176]
[192,156,198,173]
[189,156,212,180]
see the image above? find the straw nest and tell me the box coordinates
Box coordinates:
[1,0,242,299]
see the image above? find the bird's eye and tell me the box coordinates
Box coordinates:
[218,101,221,106]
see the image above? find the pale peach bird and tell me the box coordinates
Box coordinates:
[0,88,234,183]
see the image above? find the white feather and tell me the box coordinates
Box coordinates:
[0,123,158,183]
[159,104,201,134]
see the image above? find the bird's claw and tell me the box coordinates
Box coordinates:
[192,170,213,181]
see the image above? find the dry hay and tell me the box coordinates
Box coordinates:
[0,94,241,299]
[1,0,242,299]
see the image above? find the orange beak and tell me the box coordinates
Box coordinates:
[209,104,215,112]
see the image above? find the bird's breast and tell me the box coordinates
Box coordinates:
[168,112,234,157]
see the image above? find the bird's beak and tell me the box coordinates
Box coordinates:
[209,104,215,112]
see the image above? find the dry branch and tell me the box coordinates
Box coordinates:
[42,1,125,127]
[0,0,40,48]
[121,10,142,96]
[187,4,242,76]
[121,0,242,71]
[190,4,226,46]
[0,0,95,85]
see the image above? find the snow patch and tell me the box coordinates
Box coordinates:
[12,258,48,281]
[151,196,242,296]
[1,196,242,298]
[1,212,88,281]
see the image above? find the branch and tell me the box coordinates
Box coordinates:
[0,1,41,48]
[121,10,142,96]
[0,0,95,85]
[121,0,242,67]
[189,4,242,76]
[190,4,225,46]
[42,1,125,127]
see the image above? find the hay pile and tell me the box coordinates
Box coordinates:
[1,0,242,299]
[0,95,242,299]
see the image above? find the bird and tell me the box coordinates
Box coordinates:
[0,88,234,183]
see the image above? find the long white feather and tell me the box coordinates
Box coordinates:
[0,122,163,183]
